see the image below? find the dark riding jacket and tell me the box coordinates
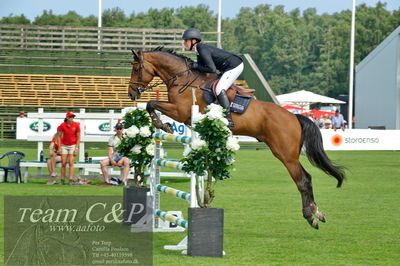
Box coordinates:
[191,43,243,73]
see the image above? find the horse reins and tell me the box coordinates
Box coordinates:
[129,51,201,96]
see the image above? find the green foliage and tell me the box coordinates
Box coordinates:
[102,7,129,27]
[0,14,30,25]
[176,4,216,31]
[180,104,239,207]
[116,106,155,186]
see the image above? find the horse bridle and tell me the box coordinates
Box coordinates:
[129,50,198,98]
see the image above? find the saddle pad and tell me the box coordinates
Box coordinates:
[230,94,252,114]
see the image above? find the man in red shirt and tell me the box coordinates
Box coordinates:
[57,112,81,185]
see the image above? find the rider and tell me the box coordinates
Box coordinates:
[182,28,244,128]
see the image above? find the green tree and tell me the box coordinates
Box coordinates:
[102,7,128,27]
[176,5,216,31]
[33,10,62,25]
[147,8,183,29]
[0,14,30,25]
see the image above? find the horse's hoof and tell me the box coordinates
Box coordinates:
[316,211,326,223]
[310,218,319,229]
[162,123,174,134]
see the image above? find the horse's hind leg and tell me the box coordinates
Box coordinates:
[296,163,327,228]
[274,153,326,229]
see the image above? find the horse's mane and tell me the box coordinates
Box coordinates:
[148,46,194,63]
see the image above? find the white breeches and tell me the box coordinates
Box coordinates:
[215,62,244,95]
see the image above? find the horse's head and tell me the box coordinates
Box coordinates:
[128,49,156,101]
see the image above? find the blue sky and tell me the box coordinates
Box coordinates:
[0,0,398,20]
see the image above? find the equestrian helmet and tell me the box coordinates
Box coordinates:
[182,28,202,41]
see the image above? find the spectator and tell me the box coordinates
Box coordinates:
[46,132,61,185]
[57,112,81,185]
[317,114,331,129]
[100,121,129,186]
[331,110,345,131]
[316,114,325,128]
[324,119,332,129]
[19,111,26,118]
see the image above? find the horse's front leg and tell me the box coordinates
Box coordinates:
[146,100,182,134]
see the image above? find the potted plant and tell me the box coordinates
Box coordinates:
[181,103,240,257]
[116,105,155,224]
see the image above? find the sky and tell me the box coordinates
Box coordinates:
[0,0,398,21]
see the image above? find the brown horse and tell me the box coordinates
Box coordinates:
[128,48,345,229]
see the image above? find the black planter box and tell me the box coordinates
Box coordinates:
[187,207,224,257]
[123,186,150,225]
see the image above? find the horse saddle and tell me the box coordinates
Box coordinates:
[203,78,255,114]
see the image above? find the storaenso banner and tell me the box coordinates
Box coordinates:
[4,196,153,266]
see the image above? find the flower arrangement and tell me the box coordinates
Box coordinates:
[181,103,240,208]
[116,105,155,187]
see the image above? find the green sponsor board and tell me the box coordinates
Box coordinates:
[99,122,111,132]
[29,121,51,132]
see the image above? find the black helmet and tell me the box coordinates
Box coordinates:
[182,28,202,41]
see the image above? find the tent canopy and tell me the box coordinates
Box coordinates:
[277,90,346,107]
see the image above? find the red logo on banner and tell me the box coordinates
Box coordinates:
[332,134,343,146]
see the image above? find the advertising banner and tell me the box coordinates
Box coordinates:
[321,129,400,150]
[17,117,189,140]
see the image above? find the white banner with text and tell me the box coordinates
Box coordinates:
[321,129,400,150]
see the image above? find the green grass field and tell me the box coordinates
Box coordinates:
[1,147,399,265]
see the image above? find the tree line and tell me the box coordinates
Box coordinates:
[1,3,399,97]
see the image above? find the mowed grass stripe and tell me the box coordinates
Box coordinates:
[0,148,399,265]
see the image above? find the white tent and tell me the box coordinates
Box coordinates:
[276,90,346,108]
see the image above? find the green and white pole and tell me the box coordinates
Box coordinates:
[156,184,191,202]
[154,209,188,229]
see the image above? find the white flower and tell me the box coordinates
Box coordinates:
[130,144,142,154]
[125,107,136,113]
[145,144,155,156]
[139,126,151,137]
[208,103,224,113]
[205,103,225,120]
[226,137,240,151]
[183,147,192,157]
[137,103,146,111]
[207,108,224,120]
[221,117,229,126]
[192,113,206,124]
[126,125,139,138]
[226,157,235,165]
[191,139,206,150]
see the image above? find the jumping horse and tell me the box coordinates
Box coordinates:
[127,47,345,229]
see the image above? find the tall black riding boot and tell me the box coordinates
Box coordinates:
[217,90,234,129]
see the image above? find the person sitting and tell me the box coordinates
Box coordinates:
[100,121,129,186]
[182,28,244,129]
[46,132,61,185]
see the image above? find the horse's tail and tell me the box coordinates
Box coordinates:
[295,114,346,187]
